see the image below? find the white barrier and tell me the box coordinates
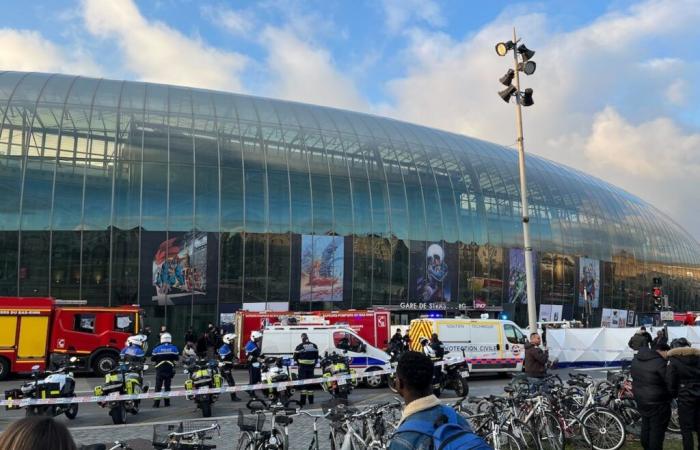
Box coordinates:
[548,326,700,368]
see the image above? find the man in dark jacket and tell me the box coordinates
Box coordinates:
[524,333,548,378]
[631,343,671,450]
[629,326,653,351]
[651,329,668,350]
[666,338,700,450]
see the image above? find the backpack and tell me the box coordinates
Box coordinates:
[395,405,490,450]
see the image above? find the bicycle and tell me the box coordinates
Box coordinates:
[236,398,296,450]
[296,409,333,450]
[152,421,221,450]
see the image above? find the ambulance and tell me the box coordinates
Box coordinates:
[408,317,528,373]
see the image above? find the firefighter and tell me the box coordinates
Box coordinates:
[151,332,179,408]
[121,334,147,362]
[294,333,319,406]
[245,331,263,398]
[218,333,242,402]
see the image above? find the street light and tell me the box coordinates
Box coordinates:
[495,28,538,335]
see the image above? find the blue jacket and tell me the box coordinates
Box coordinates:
[121,344,145,359]
[151,343,179,374]
[218,343,234,362]
[388,404,475,450]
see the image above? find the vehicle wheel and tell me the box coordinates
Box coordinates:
[581,408,626,450]
[364,368,384,389]
[201,401,212,418]
[388,374,398,393]
[65,403,79,420]
[433,385,442,398]
[237,431,256,450]
[454,377,469,397]
[0,357,9,381]
[271,426,288,450]
[110,403,127,425]
[485,430,521,450]
[92,352,118,377]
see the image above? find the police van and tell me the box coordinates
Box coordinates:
[259,325,391,388]
[408,318,528,374]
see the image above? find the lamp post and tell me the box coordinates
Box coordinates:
[496,28,538,335]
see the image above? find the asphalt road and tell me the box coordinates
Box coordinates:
[0,368,610,449]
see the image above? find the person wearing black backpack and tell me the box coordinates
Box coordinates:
[388,351,489,450]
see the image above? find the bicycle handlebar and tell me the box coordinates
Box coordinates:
[167,423,220,438]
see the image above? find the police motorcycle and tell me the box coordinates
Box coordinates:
[387,344,404,394]
[94,335,150,424]
[421,337,469,398]
[183,357,224,418]
[320,351,357,400]
[4,356,80,419]
[261,356,297,406]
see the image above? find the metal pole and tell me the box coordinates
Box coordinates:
[511,27,538,335]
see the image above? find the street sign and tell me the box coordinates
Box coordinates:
[660,311,674,321]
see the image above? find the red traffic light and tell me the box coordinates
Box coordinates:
[653,287,662,298]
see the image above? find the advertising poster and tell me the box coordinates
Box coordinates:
[578,257,600,308]
[410,241,455,302]
[508,248,536,304]
[151,231,207,302]
[551,304,563,322]
[539,304,552,322]
[628,310,636,327]
[300,235,344,302]
[602,309,628,328]
[601,308,613,327]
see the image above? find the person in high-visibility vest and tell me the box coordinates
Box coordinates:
[151,332,179,408]
[294,333,319,406]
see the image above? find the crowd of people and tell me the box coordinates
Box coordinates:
[629,326,700,450]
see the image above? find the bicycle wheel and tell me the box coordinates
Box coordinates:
[508,420,538,450]
[581,407,626,450]
[485,430,521,450]
[269,426,288,450]
[236,431,256,450]
[534,412,564,450]
[329,426,347,450]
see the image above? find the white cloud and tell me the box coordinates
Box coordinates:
[260,26,367,111]
[0,29,101,76]
[81,0,248,91]
[382,0,445,33]
[382,0,700,240]
[202,5,254,36]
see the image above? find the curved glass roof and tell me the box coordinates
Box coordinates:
[0,71,698,267]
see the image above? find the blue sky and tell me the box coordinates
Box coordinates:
[0,0,698,239]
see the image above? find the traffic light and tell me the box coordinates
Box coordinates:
[652,287,662,299]
[653,277,662,287]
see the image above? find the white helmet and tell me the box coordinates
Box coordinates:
[223,333,236,345]
[160,332,172,344]
[127,334,147,348]
[251,331,263,340]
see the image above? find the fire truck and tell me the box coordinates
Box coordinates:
[0,297,144,380]
[233,309,391,361]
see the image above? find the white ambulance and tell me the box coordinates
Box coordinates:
[259,324,392,387]
[408,318,528,374]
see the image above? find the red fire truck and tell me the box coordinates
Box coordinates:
[0,297,144,380]
[233,309,391,361]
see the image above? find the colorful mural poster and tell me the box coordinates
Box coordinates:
[300,235,344,302]
[578,257,600,308]
[411,242,454,302]
[152,231,207,301]
[508,248,536,304]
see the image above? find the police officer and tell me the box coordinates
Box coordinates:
[245,331,263,398]
[151,332,179,408]
[218,333,242,402]
[422,333,445,389]
[294,333,319,406]
[121,334,147,362]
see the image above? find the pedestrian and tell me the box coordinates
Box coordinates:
[524,332,549,378]
[184,326,196,346]
[206,323,219,359]
[629,326,653,351]
[652,329,668,350]
[390,328,404,352]
[388,351,489,450]
[631,342,672,450]
[217,333,242,402]
[245,330,263,398]
[196,331,207,357]
[0,416,77,450]
[158,324,168,338]
[666,338,700,450]
[294,332,319,406]
[420,333,445,394]
[151,332,179,408]
[182,341,197,365]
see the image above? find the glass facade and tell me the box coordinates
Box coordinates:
[1,72,699,340]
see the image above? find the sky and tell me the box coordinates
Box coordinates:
[0,0,698,241]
